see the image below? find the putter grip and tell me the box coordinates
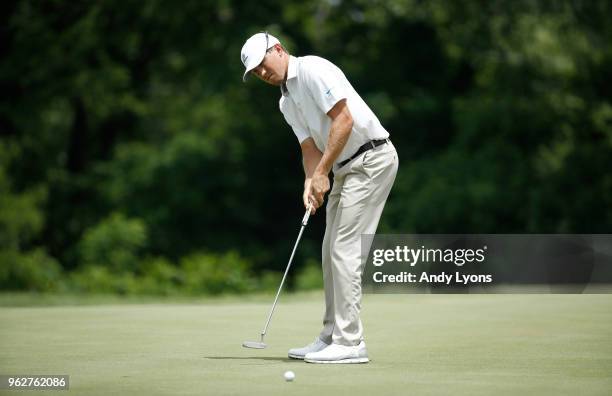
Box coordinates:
[301,204,313,226]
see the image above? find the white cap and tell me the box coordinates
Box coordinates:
[240,32,280,82]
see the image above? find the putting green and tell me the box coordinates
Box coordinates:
[1,293,611,395]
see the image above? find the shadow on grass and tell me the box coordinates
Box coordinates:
[205,356,296,363]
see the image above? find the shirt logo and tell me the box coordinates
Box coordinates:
[324,88,332,97]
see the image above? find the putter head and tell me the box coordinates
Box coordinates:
[242,340,267,349]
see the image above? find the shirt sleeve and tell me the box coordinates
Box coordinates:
[302,58,348,115]
[280,98,311,144]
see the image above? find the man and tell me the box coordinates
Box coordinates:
[240,32,398,364]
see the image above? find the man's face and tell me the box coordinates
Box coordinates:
[251,45,287,86]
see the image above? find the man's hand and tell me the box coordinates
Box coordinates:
[310,172,330,209]
[303,178,315,214]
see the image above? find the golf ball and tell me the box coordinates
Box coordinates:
[284,371,295,382]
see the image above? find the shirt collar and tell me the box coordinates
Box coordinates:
[286,55,298,80]
[281,55,298,96]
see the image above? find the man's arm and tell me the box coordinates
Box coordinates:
[315,99,353,176]
[300,138,323,212]
[308,99,353,209]
[301,138,322,179]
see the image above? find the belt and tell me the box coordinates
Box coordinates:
[337,138,390,168]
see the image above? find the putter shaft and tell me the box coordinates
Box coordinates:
[260,204,312,339]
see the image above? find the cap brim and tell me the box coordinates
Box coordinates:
[242,52,266,82]
[242,70,251,82]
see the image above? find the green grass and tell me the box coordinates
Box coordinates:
[1,293,611,395]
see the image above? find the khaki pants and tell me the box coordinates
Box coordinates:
[319,141,398,346]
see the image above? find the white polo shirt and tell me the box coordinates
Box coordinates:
[279,55,389,163]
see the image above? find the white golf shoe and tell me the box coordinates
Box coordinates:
[304,341,369,364]
[288,338,330,360]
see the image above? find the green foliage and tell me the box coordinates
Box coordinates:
[258,271,282,293]
[295,259,323,291]
[0,147,46,250]
[69,265,138,295]
[180,251,256,295]
[1,0,611,293]
[0,145,61,292]
[78,213,147,272]
[96,133,246,259]
[0,249,64,292]
[65,251,279,295]
[136,257,183,295]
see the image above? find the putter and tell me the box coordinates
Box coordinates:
[242,203,313,349]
